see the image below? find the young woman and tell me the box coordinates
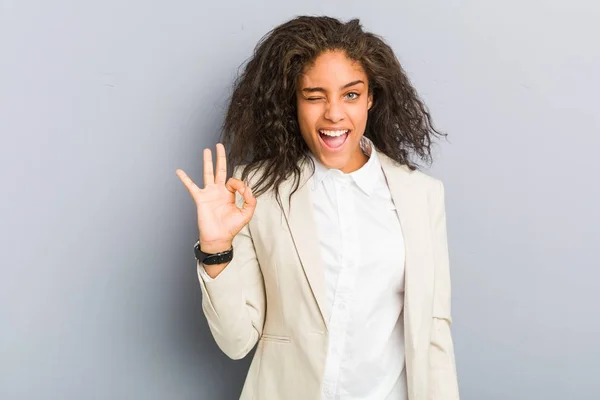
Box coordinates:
[176,15,459,400]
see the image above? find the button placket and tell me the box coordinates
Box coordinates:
[321,181,361,399]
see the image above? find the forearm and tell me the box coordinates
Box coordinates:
[202,262,230,278]
[198,259,264,359]
[428,317,459,400]
[428,180,459,399]
[197,224,265,360]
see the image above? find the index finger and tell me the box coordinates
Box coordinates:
[214,143,227,184]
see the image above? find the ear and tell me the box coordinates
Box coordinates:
[367,93,373,110]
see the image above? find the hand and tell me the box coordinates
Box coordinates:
[176,143,257,253]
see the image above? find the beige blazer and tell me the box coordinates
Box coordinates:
[197,151,460,400]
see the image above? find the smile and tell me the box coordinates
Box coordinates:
[318,129,350,151]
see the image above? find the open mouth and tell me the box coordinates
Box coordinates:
[318,129,350,151]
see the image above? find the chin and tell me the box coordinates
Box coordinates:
[315,151,351,170]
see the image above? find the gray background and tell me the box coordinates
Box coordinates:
[1,0,599,399]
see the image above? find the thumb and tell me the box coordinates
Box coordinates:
[239,185,257,221]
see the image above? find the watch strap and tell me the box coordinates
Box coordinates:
[194,240,234,265]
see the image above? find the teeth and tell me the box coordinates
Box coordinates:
[319,130,348,137]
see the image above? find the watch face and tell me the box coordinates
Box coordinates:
[194,241,204,260]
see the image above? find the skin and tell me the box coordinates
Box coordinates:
[176,143,256,278]
[296,50,373,173]
[176,50,373,278]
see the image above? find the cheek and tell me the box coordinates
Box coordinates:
[297,105,320,131]
[296,107,312,143]
[350,107,369,128]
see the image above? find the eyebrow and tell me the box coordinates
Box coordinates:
[301,80,365,93]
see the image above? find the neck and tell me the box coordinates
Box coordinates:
[340,146,369,173]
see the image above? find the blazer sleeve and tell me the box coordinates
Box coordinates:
[428,180,460,399]
[196,167,266,360]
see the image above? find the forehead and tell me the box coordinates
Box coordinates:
[298,50,367,88]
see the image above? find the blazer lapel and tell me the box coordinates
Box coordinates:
[278,160,329,330]
[274,152,434,339]
[379,153,435,354]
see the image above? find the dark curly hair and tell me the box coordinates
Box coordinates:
[222,15,444,199]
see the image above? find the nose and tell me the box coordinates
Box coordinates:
[324,100,345,123]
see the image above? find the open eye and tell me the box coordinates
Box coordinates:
[344,92,360,100]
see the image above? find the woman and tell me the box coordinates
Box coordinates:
[176,16,459,400]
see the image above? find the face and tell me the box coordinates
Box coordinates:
[296,50,373,173]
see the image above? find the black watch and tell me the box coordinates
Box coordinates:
[194,240,234,265]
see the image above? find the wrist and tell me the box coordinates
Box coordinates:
[199,239,233,254]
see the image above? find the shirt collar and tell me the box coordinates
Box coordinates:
[311,136,381,196]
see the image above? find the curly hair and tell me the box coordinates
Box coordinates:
[222,15,444,199]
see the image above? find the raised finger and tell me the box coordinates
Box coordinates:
[175,169,200,195]
[203,148,214,187]
[214,143,227,184]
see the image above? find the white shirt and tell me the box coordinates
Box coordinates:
[311,138,407,400]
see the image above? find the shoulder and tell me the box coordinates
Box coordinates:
[378,151,444,196]
[402,165,442,190]
[376,151,447,215]
[384,163,450,237]
[403,167,446,210]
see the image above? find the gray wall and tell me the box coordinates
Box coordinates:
[1,1,599,399]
